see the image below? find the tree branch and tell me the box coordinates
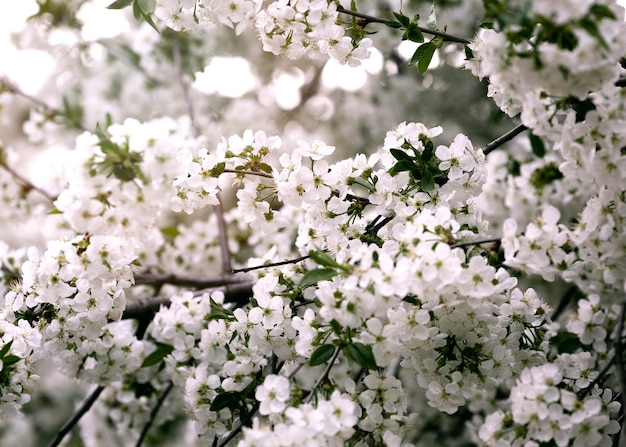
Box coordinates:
[304,346,341,404]
[482,123,528,155]
[232,254,310,274]
[122,281,254,320]
[222,168,273,179]
[0,77,89,132]
[46,385,105,447]
[135,381,174,447]
[336,5,471,44]
[450,237,501,249]
[0,156,56,201]
[172,41,199,138]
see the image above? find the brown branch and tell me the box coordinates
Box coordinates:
[0,77,89,132]
[232,254,310,274]
[122,281,254,320]
[172,41,199,138]
[615,300,626,427]
[46,386,105,447]
[0,157,56,201]
[482,124,528,155]
[336,5,471,44]
[222,168,273,179]
[135,381,174,447]
[450,237,501,248]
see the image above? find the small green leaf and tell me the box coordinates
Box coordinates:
[1,354,20,367]
[300,268,338,288]
[404,26,424,43]
[141,343,174,368]
[308,251,344,270]
[590,4,617,21]
[48,208,63,215]
[330,319,343,335]
[421,170,435,191]
[385,20,402,29]
[393,11,410,27]
[0,341,13,358]
[390,148,413,162]
[210,161,226,177]
[388,160,419,177]
[137,0,156,14]
[210,391,241,412]
[417,44,437,73]
[345,342,378,370]
[552,331,581,354]
[160,227,181,238]
[528,132,546,157]
[107,0,134,9]
[402,295,419,305]
[309,344,336,366]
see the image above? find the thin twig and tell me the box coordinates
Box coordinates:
[232,254,310,274]
[337,5,470,44]
[482,123,528,155]
[1,78,89,132]
[135,381,174,447]
[172,41,199,138]
[450,237,501,248]
[222,168,273,179]
[47,385,105,447]
[0,160,56,201]
[304,346,341,404]
[217,402,260,447]
[214,193,233,274]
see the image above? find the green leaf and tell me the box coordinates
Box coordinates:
[210,391,241,412]
[141,343,174,368]
[421,170,435,192]
[409,42,432,66]
[385,20,402,29]
[345,342,378,370]
[206,297,236,321]
[528,132,546,157]
[590,4,617,21]
[210,161,226,177]
[402,295,419,305]
[0,341,13,358]
[300,268,338,288]
[309,344,336,366]
[552,331,581,354]
[308,251,344,270]
[160,226,181,238]
[390,148,413,162]
[388,160,417,176]
[141,10,160,33]
[330,319,343,335]
[107,0,134,9]
[404,25,424,43]
[393,11,410,27]
[136,0,155,14]
[1,354,20,367]
[417,44,437,74]
[47,208,63,215]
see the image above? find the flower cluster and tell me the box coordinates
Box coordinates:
[466,1,626,116]
[480,361,620,447]
[4,234,138,383]
[55,117,198,240]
